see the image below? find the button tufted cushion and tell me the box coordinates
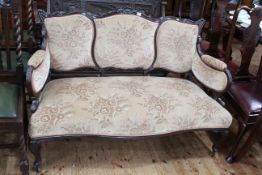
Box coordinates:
[29,76,232,138]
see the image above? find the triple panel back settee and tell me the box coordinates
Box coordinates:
[26,9,233,172]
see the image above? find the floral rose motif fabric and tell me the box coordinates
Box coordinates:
[94,15,158,69]
[192,54,228,92]
[45,14,95,71]
[28,50,45,69]
[28,48,50,95]
[201,54,227,71]
[29,76,232,138]
[155,20,199,73]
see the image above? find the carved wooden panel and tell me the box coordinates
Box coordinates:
[48,0,162,17]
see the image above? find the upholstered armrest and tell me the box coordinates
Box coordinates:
[192,54,232,93]
[201,55,227,71]
[26,49,50,96]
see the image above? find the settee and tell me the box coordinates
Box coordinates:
[26,10,232,172]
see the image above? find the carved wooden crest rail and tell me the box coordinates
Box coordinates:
[47,0,162,17]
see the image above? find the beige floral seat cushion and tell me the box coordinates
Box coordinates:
[29,77,232,138]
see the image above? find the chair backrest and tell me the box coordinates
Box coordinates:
[43,13,201,74]
[205,0,241,56]
[173,0,208,20]
[225,6,262,77]
[44,14,95,71]
[0,0,33,71]
[0,4,12,70]
[0,0,23,85]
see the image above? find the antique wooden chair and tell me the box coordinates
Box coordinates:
[0,0,29,174]
[0,0,34,57]
[225,6,262,77]
[224,6,262,163]
[201,0,242,59]
[232,109,262,161]
[173,0,209,20]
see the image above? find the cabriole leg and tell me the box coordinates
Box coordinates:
[226,120,248,163]
[30,140,41,172]
[208,130,229,157]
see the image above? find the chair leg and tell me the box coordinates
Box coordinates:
[29,140,41,173]
[226,120,248,163]
[208,130,229,157]
[18,124,29,175]
[235,115,262,161]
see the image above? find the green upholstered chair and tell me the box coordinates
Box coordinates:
[0,1,29,174]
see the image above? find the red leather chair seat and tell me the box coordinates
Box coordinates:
[229,82,262,116]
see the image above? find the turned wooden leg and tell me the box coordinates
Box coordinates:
[18,124,29,175]
[26,0,35,54]
[208,130,229,157]
[30,140,41,172]
[226,120,248,163]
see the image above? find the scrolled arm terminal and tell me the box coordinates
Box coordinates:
[27,48,50,96]
[192,54,232,93]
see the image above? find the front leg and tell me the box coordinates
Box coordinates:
[17,123,29,175]
[208,129,229,157]
[30,140,42,173]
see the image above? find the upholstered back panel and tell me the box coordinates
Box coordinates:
[94,15,158,69]
[155,20,199,73]
[45,14,95,71]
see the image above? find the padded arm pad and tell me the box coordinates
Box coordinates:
[192,54,231,92]
[27,49,50,95]
[201,55,227,71]
[28,50,46,68]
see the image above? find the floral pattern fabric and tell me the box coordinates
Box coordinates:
[192,54,228,92]
[28,50,45,68]
[29,76,232,138]
[201,54,227,71]
[45,14,95,71]
[155,20,199,73]
[94,15,158,69]
[28,49,50,95]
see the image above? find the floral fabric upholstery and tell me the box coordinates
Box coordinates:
[155,20,199,73]
[29,76,232,138]
[94,15,158,69]
[28,49,50,95]
[201,55,227,71]
[192,54,228,92]
[28,50,45,69]
[45,14,95,71]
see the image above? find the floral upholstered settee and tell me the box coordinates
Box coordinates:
[26,12,232,172]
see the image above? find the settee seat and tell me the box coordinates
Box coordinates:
[29,76,232,138]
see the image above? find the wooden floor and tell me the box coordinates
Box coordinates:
[0,129,262,175]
